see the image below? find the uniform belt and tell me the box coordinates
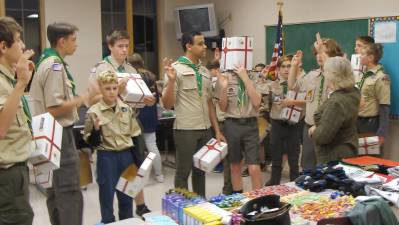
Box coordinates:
[0,161,26,171]
[272,119,297,126]
[226,117,257,123]
[358,116,379,120]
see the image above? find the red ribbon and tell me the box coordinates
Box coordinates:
[118,75,145,104]
[35,169,52,186]
[32,118,60,167]
[361,137,379,154]
[197,142,223,170]
[222,37,253,69]
[285,92,303,121]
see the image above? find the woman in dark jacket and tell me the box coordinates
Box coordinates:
[308,57,360,164]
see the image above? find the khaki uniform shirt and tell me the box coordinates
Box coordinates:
[211,77,225,122]
[30,57,78,127]
[0,65,32,168]
[292,69,328,125]
[83,99,140,151]
[223,71,259,118]
[162,60,212,130]
[90,56,137,79]
[358,64,391,117]
[91,56,141,136]
[268,79,287,120]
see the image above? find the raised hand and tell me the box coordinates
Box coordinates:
[233,65,249,82]
[93,114,101,131]
[15,49,35,87]
[163,58,176,81]
[313,32,324,53]
[292,50,303,67]
[214,47,221,61]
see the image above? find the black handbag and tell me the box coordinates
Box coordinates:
[239,194,292,225]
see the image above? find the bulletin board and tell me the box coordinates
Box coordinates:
[370,16,399,118]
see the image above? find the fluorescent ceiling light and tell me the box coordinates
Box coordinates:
[27,14,38,18]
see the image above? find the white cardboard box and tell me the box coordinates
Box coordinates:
[193,138,228,173]
[29,113,62,170]
[220,36,253,71]
[33,163,54,189]
[117,73,153,108]
[351,54,363,82]
[116,152,156,198]
[280,91,306,124]
[358,136,380,155]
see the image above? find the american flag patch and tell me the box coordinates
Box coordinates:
[52,63,62,71]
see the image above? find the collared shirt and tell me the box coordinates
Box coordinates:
[162,59,212,130]
[30,56,78,127]
[211,76,225,122]
[91,55,141,135]
[222,71,259,118]
[358,64,391,117]
[0,64,32,168]
[292,69,328,125]
[90,56,137,79]
[268,79,287,120]
[83,99,140,151]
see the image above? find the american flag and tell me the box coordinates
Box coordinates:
[267,8,285,81]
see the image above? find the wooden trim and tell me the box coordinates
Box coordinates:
[156,0,163,78]
[39,0,46,50]
[126,0,134,54]
[0,0,5,17]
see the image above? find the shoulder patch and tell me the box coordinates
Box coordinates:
[52,63,63,71]
[381,74,390,82]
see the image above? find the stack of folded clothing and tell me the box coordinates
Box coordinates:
[295,163,366,196]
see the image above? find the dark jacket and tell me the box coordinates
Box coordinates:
[313,87,360,164]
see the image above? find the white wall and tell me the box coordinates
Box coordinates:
[43,0,102,94]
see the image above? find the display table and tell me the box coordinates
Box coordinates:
[106,218,145,225]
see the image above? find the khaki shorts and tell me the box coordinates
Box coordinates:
[224,117,260,164]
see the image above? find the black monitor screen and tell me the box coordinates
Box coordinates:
[179,7,210,33]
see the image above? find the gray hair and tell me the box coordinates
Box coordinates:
[324,56,355,90]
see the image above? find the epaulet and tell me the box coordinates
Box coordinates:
[90,61,106,73]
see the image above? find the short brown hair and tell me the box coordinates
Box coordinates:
[106,30,130,46]
[47,22,78,47]
[127,53,144,70]
[277,54,293,67]
[206,59,220,70]
[363,43,383,64]
[0,17,22,48]
[312,38,343,57]
[356,36,374,45]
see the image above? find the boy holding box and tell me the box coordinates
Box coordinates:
[83,70,147,223]
[90,29,153,217]
[217,66,263,192]
[30,22,99,225]
[0,17,35,225]
[262,55,305,185]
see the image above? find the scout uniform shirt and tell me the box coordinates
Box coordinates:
[162,58,212,130]
[30,56,78,127]
[223,71,259,118]
[91,55,141,135]
[91,56,137,79]
[292,69,327,126]
[0,65,32,168]
[358,64,391,117]
[211,76,225,122]
[268,79,288,120]
[83,99,139,151]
